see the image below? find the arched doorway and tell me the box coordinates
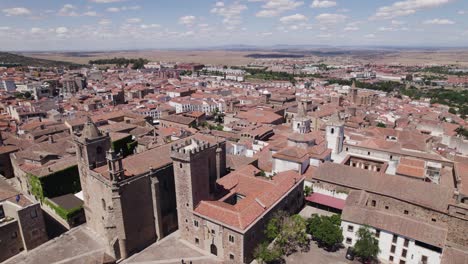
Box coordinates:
[210,244,218,256]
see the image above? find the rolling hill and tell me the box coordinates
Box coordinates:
[0,52,81,68]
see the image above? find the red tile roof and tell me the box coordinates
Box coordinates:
[306,193,345,210]
[195,166,304,231]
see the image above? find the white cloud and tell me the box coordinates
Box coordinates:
[311,0,337,8]
[423,18,455,25]
[372,0,451,20]
[106,7,121,12]
[126,18,142,24]
[458,10,465,15]
[3,7,31,16]
[391,20,405,25]
[279,13,307,23]
[58,4,79,17]
[315,13,346,24]
[317,33,331,38]
[55,27,69,35]
[140,24,161,29]
[256,0,304,17]
[344,26,359,31]
[364,33,375,38]
[99,19,112,25]
[105,5,140,12]
[179,15,196,26]
[30,27,42,33]
[211,2,247,29]
[83,11,98,17]
[215,2,225,7]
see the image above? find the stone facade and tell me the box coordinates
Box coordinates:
[74,120,178,260]
[171,138,304,263]
[171,139,225,242]
[0,202,48,262]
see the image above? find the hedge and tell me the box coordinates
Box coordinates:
[27,165,81,201]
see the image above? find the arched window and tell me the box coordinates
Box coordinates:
[330,128,335,134]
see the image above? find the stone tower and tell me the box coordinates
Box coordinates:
[349,81,358,104]
[292,99,311,134]
[170,138,225,241]
[326,113,345,155]
[106,149,128,260]
[75,117,111,169]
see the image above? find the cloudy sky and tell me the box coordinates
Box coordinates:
[0,0,467,51]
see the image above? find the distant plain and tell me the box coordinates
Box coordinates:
[20,48,468,66]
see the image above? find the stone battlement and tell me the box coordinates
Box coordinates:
[170,139,212,160]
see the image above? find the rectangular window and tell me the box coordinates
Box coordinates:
[390,245,396,253]
[229,234,235,243]
[421,256,428,264]
[375,229,380,238]
[346,237,352,244]
[194,220,199,227]
[347,225,354,232]
[195,238,199,244]
[399,260,405,264]
[371,200,376,207]
[389,256,394,262]
[402,249,407,258]
[385,206,389,210]
[404,239,409,247]
[393,234,398,243]
[404,210,409,215]
[211,229,215,235]
[230,254,235,260]
[30,209,37,219]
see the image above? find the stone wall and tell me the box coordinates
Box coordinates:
[120,175,157,255]
[17,204,48,251]
[0,220,23,262]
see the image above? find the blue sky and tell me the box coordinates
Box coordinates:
[0,0,467,51]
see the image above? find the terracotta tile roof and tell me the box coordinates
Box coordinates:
[312,162,455,213]
[0,178,33,207]
[343,190,447,248]
[195,167,304,231]
[273,146,309,163]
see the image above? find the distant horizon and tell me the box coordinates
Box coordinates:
[8,44,468,53]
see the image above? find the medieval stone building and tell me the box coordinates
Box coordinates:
[171,138,304,263]
[74,118,177,260]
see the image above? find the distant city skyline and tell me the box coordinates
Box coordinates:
[0,0,467,51]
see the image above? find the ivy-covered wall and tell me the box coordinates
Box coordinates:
[27,165,81,201]
[111,135,137,157]
[44,198,83,221]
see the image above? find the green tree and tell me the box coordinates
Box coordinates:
[275,214,309,255]
[254,242,283,264]
[304,185,313,197]
[376,122,386,128]
[354,226,380,263]
[307,214,343,251]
